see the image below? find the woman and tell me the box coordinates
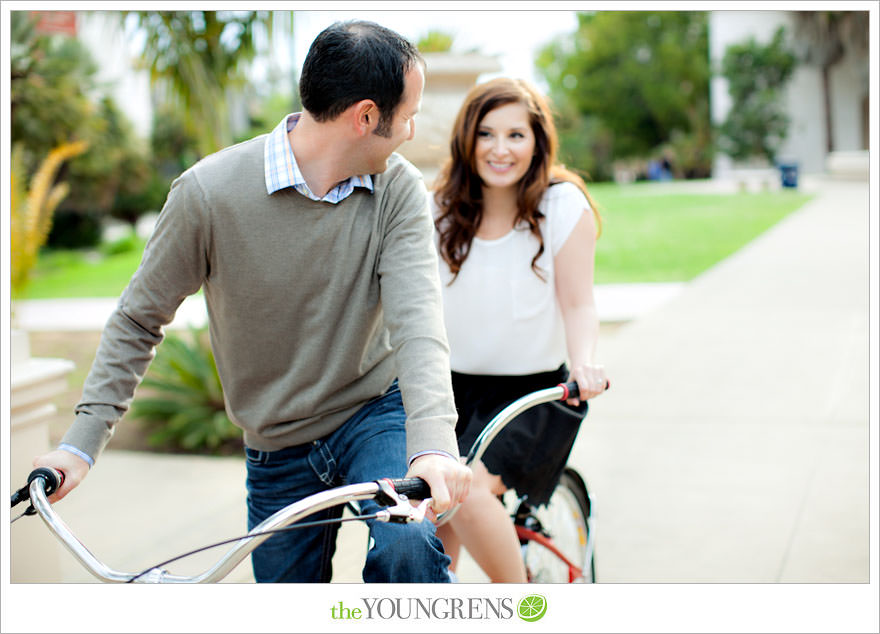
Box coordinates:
[432,77,608,582]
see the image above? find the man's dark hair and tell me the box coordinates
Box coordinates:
[299,20,423,137]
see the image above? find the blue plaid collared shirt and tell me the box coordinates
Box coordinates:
[264,113,373,203]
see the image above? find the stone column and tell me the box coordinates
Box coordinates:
[9,328,74,582]
[398,52,502,186]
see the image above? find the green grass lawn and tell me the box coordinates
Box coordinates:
[20,184,813,298]
[589,183,813,283]
[22,239,149,299]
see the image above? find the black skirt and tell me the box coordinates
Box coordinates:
[451,365,588,507]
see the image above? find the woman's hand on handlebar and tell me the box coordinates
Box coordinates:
[567,364,609,406]
[32,450,90,503]
[405,453,472,521]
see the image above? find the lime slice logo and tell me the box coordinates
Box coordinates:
[517,594,547,622]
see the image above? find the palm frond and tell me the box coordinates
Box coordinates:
[130,326,240,453]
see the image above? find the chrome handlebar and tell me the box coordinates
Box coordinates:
[435,384,571,526]
[23,475,427,583]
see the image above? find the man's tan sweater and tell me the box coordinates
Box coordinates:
[62,135,458,462]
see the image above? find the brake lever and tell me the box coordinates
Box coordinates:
[374,479,432,524]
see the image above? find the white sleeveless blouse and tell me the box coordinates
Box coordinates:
[433,182,589,375]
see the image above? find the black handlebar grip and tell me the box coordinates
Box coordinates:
[28,467,64,497]
[559,379,611,400]
[387,477,432,500]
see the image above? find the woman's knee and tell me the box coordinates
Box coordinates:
[469,460,508,497]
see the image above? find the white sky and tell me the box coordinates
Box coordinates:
[281,9,581,90]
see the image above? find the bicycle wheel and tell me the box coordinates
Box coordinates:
[516,468,595,583]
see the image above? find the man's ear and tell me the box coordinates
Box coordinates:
[352,99,379,136]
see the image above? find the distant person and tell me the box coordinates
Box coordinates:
[432,77,608,582]
[33,20,471,583]
[648,156,673,181]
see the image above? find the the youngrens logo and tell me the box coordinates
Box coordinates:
[329,595,547,621]
[517,594,548,622]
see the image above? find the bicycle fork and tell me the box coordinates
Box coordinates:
[517,525,584,582]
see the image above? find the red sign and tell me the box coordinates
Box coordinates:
[30,11,77,36]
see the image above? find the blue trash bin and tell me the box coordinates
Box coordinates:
[778,162,799,188]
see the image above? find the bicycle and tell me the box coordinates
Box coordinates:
[11,381,599,584]
[437,380,600,583]
[11,468,434,583]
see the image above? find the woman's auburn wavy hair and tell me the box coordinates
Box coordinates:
[433,77,601,282]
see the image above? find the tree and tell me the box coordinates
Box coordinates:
[123,10,279,157]
[10,12,99,176]
[793,11,869,154]
[718,27,796,165]
[536,11,712,179]
[417,30,454,53]
[150,102,202,180]
[10,12,160,246]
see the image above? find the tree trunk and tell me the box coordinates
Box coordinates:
[822,63,834,154]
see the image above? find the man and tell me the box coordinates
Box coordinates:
[34,20,471,583]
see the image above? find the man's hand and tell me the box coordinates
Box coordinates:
[406,453,472,520]
[32,450,90,503]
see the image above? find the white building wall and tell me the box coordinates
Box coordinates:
[830,49,868,152]
[778,57,826,174]
[710,11,822,175]
[709,10,867,176]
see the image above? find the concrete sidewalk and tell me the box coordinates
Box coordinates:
[13,282,685,330]
[568,176,871,583]
[9,176,873,586]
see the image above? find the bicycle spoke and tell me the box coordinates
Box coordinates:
[517,471,593,583]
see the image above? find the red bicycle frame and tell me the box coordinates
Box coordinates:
[515,525,582,583]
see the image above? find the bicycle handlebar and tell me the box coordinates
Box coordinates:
[14,380,608,579]
[29,467,65,494]
[559,379,611,401]
[435,379,609,526]
[385,477,432,501]
[464,380,609,468]
[10,467,64,509]
[16,470,431,583]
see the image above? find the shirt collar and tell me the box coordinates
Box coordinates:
[263,113,373,203]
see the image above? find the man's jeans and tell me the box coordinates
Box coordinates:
[245,382,452,583]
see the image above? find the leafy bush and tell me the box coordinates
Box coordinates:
[100,231,141,257]
[46,209,103,249]
[719,27,797,164]
[10,141,88,297]
[130,327,242,454]
[11,13,161,244]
